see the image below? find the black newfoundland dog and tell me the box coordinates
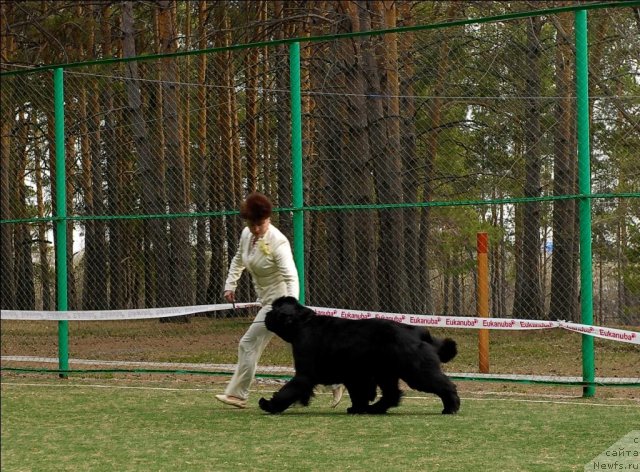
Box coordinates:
[258,296,460,415]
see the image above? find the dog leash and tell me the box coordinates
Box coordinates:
[231,299,265,324]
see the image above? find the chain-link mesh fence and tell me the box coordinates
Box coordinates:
[1,3,638,384]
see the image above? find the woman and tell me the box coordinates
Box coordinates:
[215,192,344,409]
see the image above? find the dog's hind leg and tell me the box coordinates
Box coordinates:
[431,376,460,414]
[404,371,460,414]
[259,376,315,414]
[366,375,401,414]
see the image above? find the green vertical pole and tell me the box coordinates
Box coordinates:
[289,42,305,303]
[54,67,69,376]
[575,10,595,398]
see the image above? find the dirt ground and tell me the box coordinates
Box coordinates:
[2,317,638,396]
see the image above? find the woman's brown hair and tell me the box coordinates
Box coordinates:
[239,192,272,222]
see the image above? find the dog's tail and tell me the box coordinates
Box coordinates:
[436,338,457,363]
[420,331,457,363]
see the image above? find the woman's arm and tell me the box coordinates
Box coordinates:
[273,238,299,299]
[224,232,247,294]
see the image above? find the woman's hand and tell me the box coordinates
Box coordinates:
[224,290,235,303]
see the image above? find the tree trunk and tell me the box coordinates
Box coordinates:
[122,1,168,309]
[217,5,250,303]
[0,114,15,309]
[15,112,35,310]
[513,17,544,319]
[206,9,229,304]
[100,4,124,309]
[380,2,406,311]
[183,2,191,202]
[348,1,378,309]
[443,255,450,315]
[362,2,406,311]
[34,141,53,310]
[616,215,627,323]
[274,0,292,236]
[158,0,192,313]
[64,106,77,310]
[46,107,60,309]
[319,1,357,309]
[259,4,272,197]
[452,253,462,316]
[398,1,420,312]
[549,12,577,322]
[0,1,16,308]
[80,8,108,309]
[244,1,260,192]
[195,0,209,305]
[85,4,108,309]
[418,3,456,314]
[306,15,330,306]
[490,200,507,317]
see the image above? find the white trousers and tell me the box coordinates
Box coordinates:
[224,304,274,400]
[224,303,342,400]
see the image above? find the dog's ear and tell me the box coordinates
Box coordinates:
[272,296,289,310]
[300,305,316,319]
[265,305,299,342]
[273,296,297,309]
[282,298,315,321]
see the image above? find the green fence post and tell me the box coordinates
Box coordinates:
[54,67,69,377]
[289,42,305,304]
[575,10,595,398]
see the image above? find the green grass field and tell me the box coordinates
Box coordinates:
[2,375,638,472]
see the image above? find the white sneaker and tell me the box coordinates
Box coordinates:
[330,385,345,408]
[215,394,247,409]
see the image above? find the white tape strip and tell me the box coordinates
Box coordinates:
[559,321,639,344]
[0,302,260,321]
[308,306,640,345]
[3,303,638,345]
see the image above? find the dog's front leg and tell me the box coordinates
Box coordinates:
[344,380,376,414]
[259,376,314,414]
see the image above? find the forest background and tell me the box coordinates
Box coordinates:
[1,1,638,327]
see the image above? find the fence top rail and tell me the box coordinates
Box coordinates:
[1,1,637,78]
[2,192,639,226]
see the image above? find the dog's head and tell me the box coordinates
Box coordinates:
[265,296,315,342]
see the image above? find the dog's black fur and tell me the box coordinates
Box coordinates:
[259,296,460,415]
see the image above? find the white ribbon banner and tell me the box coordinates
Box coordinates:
[308,306,640,345]
[3,303,638,345]
[0,302,260,321]
[558,321,639,344]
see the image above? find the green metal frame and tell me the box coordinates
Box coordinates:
[8,3,638,393]
[290,42,305,304]
[575,10,595,398]
[53,68,69,376]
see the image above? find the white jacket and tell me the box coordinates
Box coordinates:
[224,225,299,305]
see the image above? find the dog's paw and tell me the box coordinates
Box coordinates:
[442,395,460,414]
[259,397,276,413]
[346,406,368,415]
[441,402,460,415]
[365,404,390,415]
